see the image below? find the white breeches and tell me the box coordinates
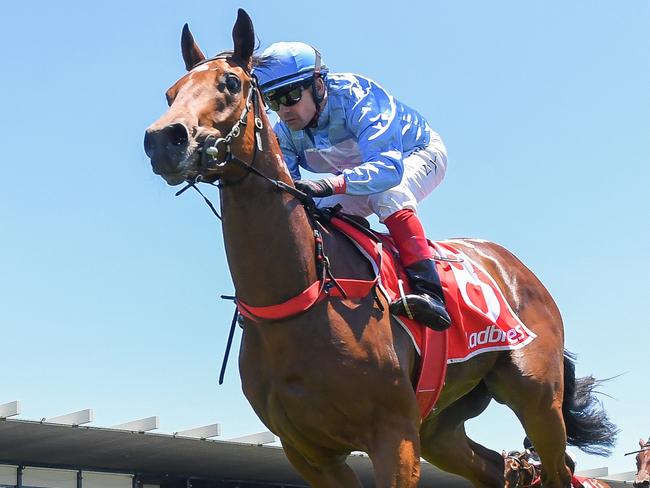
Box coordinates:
[316,135,447,222]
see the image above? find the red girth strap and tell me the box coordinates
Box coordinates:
[235,217,383,322]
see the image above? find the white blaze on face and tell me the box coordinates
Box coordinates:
[192,63,217,73]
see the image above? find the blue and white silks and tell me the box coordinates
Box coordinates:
[274,73,439,196]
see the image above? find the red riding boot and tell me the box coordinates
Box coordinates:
[384,209,451,331]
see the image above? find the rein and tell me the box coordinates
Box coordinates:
[174,71,346,315]
[625,442,650,456]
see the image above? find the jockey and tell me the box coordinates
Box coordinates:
[523,437,582,488]
[523,436,542,467]
[253,42,451,331]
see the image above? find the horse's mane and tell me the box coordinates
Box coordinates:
[208,48,270,71]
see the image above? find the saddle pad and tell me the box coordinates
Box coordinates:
[574,476,601,488]
[329,218,536,418]
[430,241,537,364]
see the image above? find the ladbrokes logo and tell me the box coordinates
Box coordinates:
[468,324,526,349]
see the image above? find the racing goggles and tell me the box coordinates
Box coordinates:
[264,80,311,111]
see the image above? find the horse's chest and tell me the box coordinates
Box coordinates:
[238,311,401,445]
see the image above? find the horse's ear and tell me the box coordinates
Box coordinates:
[641,438,647,448]
[181,23,206,71]
[232,8,254,67]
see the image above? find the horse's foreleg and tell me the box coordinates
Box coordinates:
[366,418,421,488]
[420,384,506,488]
[281,441,363,488]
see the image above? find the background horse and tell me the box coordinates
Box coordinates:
[503,450,612,488]
[143,9,618,488]
[633,438,650,487]
[503,450,542,488]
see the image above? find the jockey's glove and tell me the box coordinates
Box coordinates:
[294,175,346,198]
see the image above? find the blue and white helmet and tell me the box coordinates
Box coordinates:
[254,42,327,94]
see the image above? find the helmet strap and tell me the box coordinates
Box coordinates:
[311,48,325,102]
[308,76,326,128]
[308,48,325,128]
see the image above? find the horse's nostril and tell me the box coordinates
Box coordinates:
[143,123,189,159]
[166,123,189,146]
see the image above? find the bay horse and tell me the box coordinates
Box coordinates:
[633,438,650,487]
[143,9,618,488]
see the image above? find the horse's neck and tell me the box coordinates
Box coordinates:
[220,141,316,307]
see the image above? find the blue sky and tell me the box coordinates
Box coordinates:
[1,0,648,477]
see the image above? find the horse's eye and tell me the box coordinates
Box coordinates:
[225,75,241,93]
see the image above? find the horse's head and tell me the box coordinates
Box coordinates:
[634,438,650,488]
[503,451,541,488]
[503,451,522,488]
[144,9,258,186]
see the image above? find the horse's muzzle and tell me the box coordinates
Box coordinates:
[144,123,193,178]
[634,476,650,488]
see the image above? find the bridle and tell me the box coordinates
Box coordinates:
[165,55,380,385]
[167,56,336,385]
[173,55,308,218]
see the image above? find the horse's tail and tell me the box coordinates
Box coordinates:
[562,350,619,456]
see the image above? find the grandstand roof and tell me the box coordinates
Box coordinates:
[0,419,470,487]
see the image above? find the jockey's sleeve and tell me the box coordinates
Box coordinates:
[274,122,302,180]
[343,82,404,195]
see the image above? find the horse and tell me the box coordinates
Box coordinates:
[503,450,542,488]
[143,9,618,488]
[633,438,650,487]
[503,450,612,488]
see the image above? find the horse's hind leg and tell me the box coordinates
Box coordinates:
[420,382,506,488]
[486,356,572,488]
[281,441,363,488]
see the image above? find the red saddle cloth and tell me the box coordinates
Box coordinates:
[237,216,536,419]
[573,476,601,488]
[328,217,537,419]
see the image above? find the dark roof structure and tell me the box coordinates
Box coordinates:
[0,419,471,487]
